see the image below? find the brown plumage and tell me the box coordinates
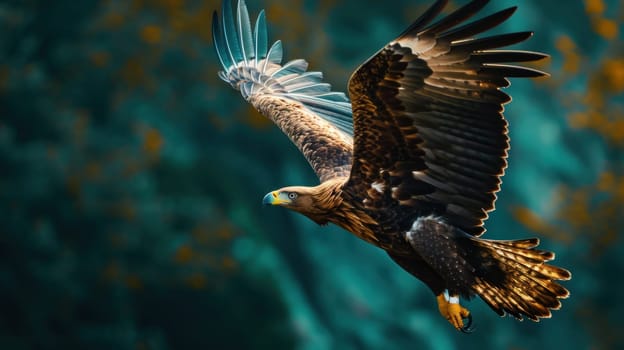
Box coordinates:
[213,0,571,331]
[251,95,353,182]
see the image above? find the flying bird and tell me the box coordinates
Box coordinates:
[212,0,571,332]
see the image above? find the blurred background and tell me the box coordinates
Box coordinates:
[0,0,622,349]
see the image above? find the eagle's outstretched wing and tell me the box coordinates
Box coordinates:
[345,0,547,236]
[213,0,353,182]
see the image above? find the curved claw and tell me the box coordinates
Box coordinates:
[460,313,475,334]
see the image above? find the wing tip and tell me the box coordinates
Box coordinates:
[212,0,353,134]
[498,6,518,21]
[398,0,449,38]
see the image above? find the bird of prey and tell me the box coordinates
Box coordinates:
[212,0,571,332]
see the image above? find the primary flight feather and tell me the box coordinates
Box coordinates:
[213,0,571,332]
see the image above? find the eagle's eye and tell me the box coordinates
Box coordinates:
[288,192,298,200]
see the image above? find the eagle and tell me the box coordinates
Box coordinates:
[212,0,571,332]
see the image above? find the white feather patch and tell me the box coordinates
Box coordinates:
[371,181,385,193]
[411,214,444,232]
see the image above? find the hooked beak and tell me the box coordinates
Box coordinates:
[262,191,289,206]
[262,192,276,206]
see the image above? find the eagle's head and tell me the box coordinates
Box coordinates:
[262,180,345,225]
[262,186,320,219]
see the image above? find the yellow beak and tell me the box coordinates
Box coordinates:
[262,191,290,206]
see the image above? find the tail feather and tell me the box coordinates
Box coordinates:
[476,279,528,320]
[479,238,555,261]
[468,237,570,321]
[476,278,545,321]
[498,278,548,320]
[510,270,562,309]
[494,248,570,300]
[476,239,571,280]
[495,237,539,248]
[475,280,507,316]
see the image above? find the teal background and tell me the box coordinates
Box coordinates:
[1,0,622,349]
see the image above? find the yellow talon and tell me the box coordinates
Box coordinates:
[436,293,471,331]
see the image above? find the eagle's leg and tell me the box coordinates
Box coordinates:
[436,290,473,332]
[387,252,471,331]
[405,216,478,332]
